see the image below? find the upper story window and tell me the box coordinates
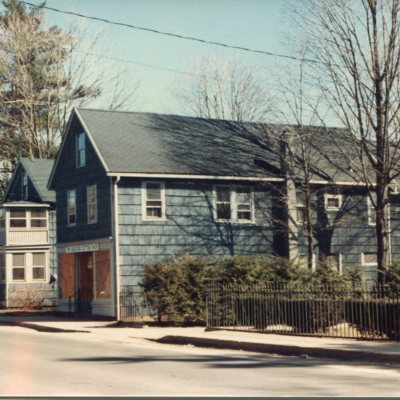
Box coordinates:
[367,194,376,226]
[21,172,28,200]
[10,209,27,228]
[324,194,342,211]
[214,185,254,222]
[67,189,77,226]
[215,186,231,220]
[30,209,47,228]
[76,132,86,167]
[296,204,306,224]
[9,208,47,229]
[142,182,165,220]
[87,184,97,224]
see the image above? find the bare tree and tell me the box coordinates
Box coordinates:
[0,0,138,190]
[294,0,400,282]
[175,54,272,122]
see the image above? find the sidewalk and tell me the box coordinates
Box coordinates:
[1,312,400,364]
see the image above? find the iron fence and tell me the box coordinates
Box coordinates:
[206,283,400,340]
[119,285,150,323]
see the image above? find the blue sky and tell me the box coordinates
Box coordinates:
[7,0,300,116]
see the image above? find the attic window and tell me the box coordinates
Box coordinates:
[76,132,86,167]
[22,172,28,200]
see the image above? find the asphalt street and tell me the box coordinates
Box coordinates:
[0,325,399,396]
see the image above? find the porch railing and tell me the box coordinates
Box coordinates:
[206,283,400,340]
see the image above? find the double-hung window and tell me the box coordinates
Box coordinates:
[236,187,253,221]
[32,252,46,280]
[22,172,28,200]
[76,132,86,167]
[143,182,165,220]
[367,194,376,226]
[12,253,25,281]
[87,185,97,223]
[215,186,231,220]
[214,186,254,222]
[67,189,77,226]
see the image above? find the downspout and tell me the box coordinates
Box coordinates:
[113,175,121,320]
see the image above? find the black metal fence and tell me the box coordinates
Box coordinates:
[119,285,150,323]
[206,283,400,340]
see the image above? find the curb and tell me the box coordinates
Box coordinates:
[0,320,88,333]
[156,335,400,364]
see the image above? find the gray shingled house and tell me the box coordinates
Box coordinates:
[0,158,57,308]
[48,108,399,318]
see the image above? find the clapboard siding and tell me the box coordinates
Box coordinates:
[54,116,112,243]
[117,179,274,286]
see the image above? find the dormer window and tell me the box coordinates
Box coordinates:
[76,132,86,167]
[22,172,28,200]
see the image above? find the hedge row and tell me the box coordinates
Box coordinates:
[141,254,363,324]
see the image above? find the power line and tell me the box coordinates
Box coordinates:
[17,0,320,65]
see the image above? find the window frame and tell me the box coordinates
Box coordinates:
[21,172,28,200]
[8,208,48,230]
[324,194,342,211]
[76,132,86,168]
[32,252,46,281]
[142,181,166,221]
[87,184,98,224]
[367,195,376,226]
[362,252,378,267]
[325,253,342,275]
[67,189,77,227]
[12,253,26,282]
[296,204,307,224]
[213,185,255,223]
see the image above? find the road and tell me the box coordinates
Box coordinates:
[0,325,399,396]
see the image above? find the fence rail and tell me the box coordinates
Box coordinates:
[206,283,400,340]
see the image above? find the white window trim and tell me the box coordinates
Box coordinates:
[76,132,86,168]
[32,251,47,282]
[87,184,98,224]
[213,185,255,224]
[142,181,166,221]
[296,204,306,224]
[67,189,77,227]
[11,252,26,282]
[324,194,342,211]
[8,209,48,230]
[361,252,378,267]
[367,196,376,226]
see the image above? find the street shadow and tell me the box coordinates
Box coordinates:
[57,353,400,370]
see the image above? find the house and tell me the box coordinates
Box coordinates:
[0,158,57,308]
[48,108,399,318]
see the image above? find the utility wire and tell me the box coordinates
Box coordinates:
[17,0,321,65]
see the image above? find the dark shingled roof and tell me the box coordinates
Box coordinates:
[20,158,55,202]
[73,108,367,184]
